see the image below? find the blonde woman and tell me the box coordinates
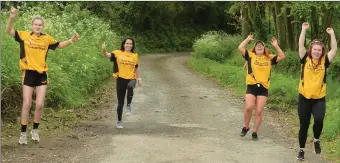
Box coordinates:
[6,7,80,145]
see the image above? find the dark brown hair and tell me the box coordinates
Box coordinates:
[120,37,135,53]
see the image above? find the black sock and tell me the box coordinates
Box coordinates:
[21,125,27,132]
[33,122,39,129]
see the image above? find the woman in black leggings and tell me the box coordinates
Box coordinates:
[297,22,337,160]
[102,38,142,128]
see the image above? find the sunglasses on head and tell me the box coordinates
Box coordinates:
[311,40,322,44]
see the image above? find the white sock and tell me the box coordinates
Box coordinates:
[300,148,304,151]
[314,139,320,142]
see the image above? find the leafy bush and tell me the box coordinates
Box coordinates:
[192,31,242,63]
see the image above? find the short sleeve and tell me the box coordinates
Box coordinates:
[47,35,59,50]
[325,55,330,68]
[110,53,116,62]
[243,50,252,61]
[270,54,278,65]
[300,52,308,64]
[14,30,25,43]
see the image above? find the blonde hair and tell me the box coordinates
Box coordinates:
[31,16,45,26]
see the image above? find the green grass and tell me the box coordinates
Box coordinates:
[189,31,340,162]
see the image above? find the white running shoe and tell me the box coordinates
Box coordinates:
[18,132,27,145]
[116,121,123,129]
[126,105,132,116]
[31,129,40,142]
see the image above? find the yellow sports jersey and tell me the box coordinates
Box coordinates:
[110,50,138,79]
[244,50,278,89]
[299,53,330,99]
[14,31,59,73]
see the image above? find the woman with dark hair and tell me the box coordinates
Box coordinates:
[296,22,337,160]
[102,38,141,129]
[238,34,285,140]
[6,7,80,145]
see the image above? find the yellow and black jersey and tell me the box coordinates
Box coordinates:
[14,30,59,73]
[299,53,330,99]
[110,50,138,79]
[243,50,278,89]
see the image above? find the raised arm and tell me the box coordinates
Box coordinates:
[101,41,112,58]
[6,7,17,36]
[326,28,338,62]
[58,31,80,49]
[270,37,285,62]
[238,34,254,56]
[299,22,309,59]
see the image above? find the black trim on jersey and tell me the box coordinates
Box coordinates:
[243,50,250,61]
[30,32,45,36]
[14,30,26,61]
[323,55,330,84]
[271,56,278,65]
[300,53,308,87]
[48,42,59,50]
[110,53,119,73]
[245,51,256,81]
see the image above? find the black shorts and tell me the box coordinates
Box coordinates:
[246,84,268,97]
[22,70,48,87]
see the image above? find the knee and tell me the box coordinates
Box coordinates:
[117,103,124,109]
[314,117,324,125]
[22,99,32,109]
[255,109,263,117]
[245,106,254,112]
[35,102,44,110]
[127,84,134,89]
[299,126,309,134]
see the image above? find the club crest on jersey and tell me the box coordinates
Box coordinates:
[29,38,34,44]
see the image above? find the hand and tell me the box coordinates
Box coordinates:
[246,34,254,41]
[71,31,80,43]
[302,22,310,30]
[137,79,142,87]
[10,7,17,18]
[326,27,334,35]
[270,37,278,47]
[102,41,107,52]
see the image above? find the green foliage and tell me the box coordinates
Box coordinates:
[192,31,242,63]
[1,2,120,122]
[272,51,301,75]
[323,99,340,140]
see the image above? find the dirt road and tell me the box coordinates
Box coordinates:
[1,53,328,163]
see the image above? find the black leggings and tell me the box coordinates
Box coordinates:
[116,78,136,121]
[298,94,326,148]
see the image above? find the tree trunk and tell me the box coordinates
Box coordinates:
[248,2,267,41]
[322,2,332,48]
[275,2,287,49]
[286,7,295,50]
[311,6,319,40]
[241,5,250,40]
[270,4,277,37]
